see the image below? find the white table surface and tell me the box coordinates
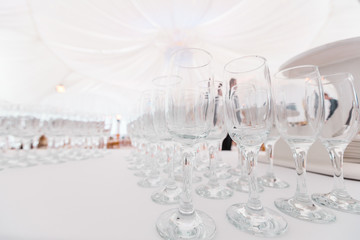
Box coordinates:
[0,149,359,240]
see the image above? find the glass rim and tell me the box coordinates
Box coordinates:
[274,65,319,79]
[152,75,182,87]
[224,55,267,74]
[171,47,213,69]
[321,72,354,84]
[141,88,166,96]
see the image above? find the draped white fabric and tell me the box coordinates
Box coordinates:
[1,0,360,117]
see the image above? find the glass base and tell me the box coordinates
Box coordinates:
[125,156,134,162]
[40,158,62,165]
[260,174,289,189]
[204,170,232,180]
[156,208,216,240]
[134,170,151,177]
[215,161,231,169]
[228,168,242,176]
[128,162,145,171]
[151,185,182,205]
[274,197,336,223]
[226,203,287,237]
[175,174,202,184]
[194,163,209,172]
[163,166,170,174]
[312,191,360,214]
[227,177,264,193]
[8,160,37,168]
[137,176,163,188]
[195,183,233,199]
[157,160,167,169]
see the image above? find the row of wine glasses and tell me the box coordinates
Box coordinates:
[127,48,360,239]
[0,104,114,168]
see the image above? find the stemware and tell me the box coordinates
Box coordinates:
[101,114,113,152]
[195,81,233,199]
[312,72,360,214]
[150,75,183,205]
[227,145,244,176]
[137,90,163,188]
[225,75,264,194]
[156,48,216,240]
[224,56,287,237]
[273,65,336,223]
[127,116,147,171]
[259,103,289,188]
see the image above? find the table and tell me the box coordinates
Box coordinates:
[0,149,359,240]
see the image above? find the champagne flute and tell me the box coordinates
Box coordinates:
[273,65,336,223]
[224,56,287,237]
[312,72,360,214]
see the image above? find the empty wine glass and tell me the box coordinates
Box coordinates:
[202,82,232,180]
[259,102,289,188]
[224,56,287,237]
[225,74,264,194]
[273,65,336,223]
[151,75,182,205]
[127,116,147,171]
[156,48,216,240]
[312,72,360,214]
[137,90,163,188]
[195,81,233,199]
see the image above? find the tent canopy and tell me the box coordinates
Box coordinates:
[1,0,360,120]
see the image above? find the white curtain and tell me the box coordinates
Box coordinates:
[1,0,360,118]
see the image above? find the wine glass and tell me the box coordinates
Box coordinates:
[151,75,183,205]
[312,72,360,214]
[202,82,232,180]
[137,90,163,188]
[259,102,290,188]
[196,81,233,199]
[101,114,113,153]
[156,48,216,240]
[224,56,287,237]
[225,79,264,194]
[127,116,147,171]
[273,65,336,223]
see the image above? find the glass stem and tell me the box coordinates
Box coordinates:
[237,145,246,177]
[165,143,176,188]
[245,149,262,211]
[328,147,347,196]
[236,145,242,169]
[149,143,158,177]
[179,148,195,215]
[293,148,309,201]
[266,143,275,177]
[208,143,218,186]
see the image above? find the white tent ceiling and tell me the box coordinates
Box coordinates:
[1,0,360,119]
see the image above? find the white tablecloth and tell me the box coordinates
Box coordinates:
[0,149,359,240]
